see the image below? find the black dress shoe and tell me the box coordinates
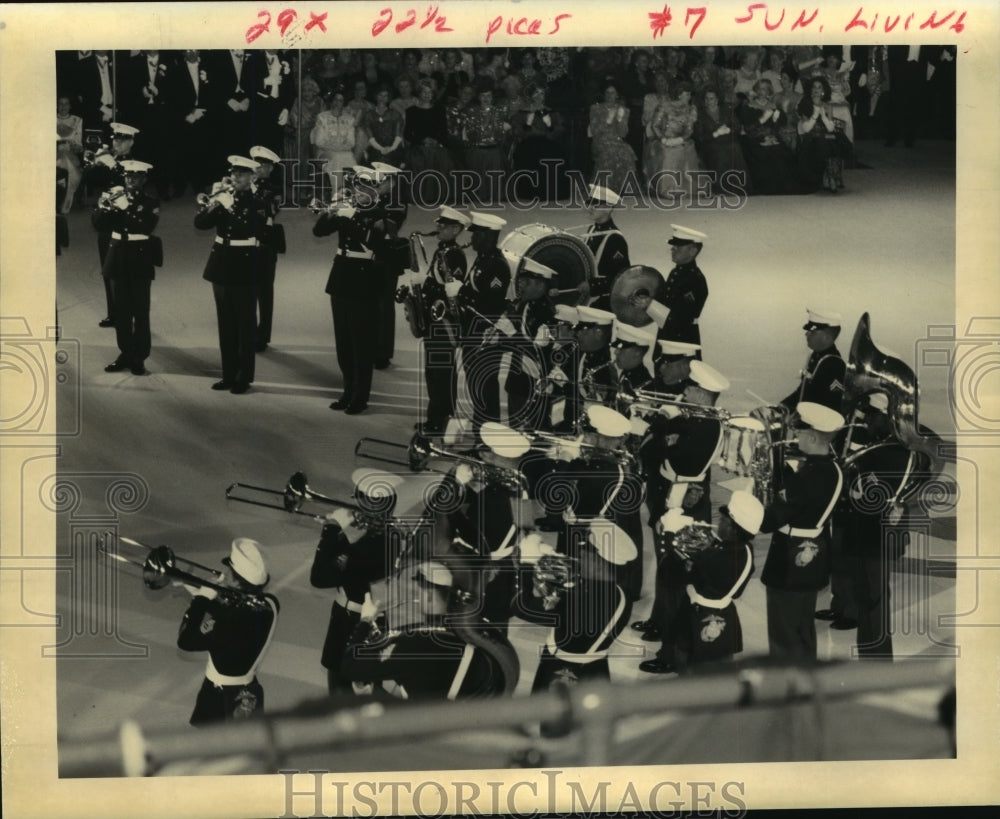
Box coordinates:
[104,360,128,373]
[230,382,250,394]
[374,359,391,370]
[639,659,676,674]
[99,317,115,328]
[344,403,368,415]
[129,363,147,375]
[830,617,859,630]
[211,380,232,391]
[329,398,351,410]
[631,619,656,633]
[814,608,838,621]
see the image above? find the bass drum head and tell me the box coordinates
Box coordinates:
[500,223,596,306]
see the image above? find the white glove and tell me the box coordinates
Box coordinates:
[548,365,568,387]
[657,403,682,419]
[541,114,552,128]
[533,325,552,348]
[176,581,218,600]
[360,592,381,622]
[444,280,462,298]
[617,106,627,121]
[96,152,116,168]
[227,98,242,112]
[495,317,516,337]
[660,508,693,534]
[858,73,867,88]
[278,109,289,127]
[327,507,354,530]
[112,193,129,210]
[100,105,113,122]
[336,206,357,219]
[772,109,781,122]
[214,191,234,211]
[629,415,650,436]
[552,437,582,462]
[454,463,475,485]
[519,532,554,562]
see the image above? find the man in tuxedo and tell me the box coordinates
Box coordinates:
[207,48,255,164]
[122,49,174,198]
[75,50,118,136]
[885,45,932,148]
[251,49,294,157]
[167,50,216,195]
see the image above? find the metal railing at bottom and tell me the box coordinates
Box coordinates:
[59,658,953,777]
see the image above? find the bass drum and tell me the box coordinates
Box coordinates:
[499,223,595,306]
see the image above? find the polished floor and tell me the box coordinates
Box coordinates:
[51,140,959,762]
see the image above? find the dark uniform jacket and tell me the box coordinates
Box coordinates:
[458,247,510,340]
[339,617,504,700]
[177,592,279,679]
[584,218,630,301]
[781,344,846,411]
[422,239,469,330]
[313,201,400,299]
[658,261,708,345]
[195,189,272,286]
[92,191,160,280]
[760,454,844,591]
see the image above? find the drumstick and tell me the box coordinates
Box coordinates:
[746,389,774,407]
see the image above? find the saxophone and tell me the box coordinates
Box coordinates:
[394,231,432,339]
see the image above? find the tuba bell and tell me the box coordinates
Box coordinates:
[841,312,944,498]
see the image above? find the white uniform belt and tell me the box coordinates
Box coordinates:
[659,461,703,483]
[779,524,823,538]
[205,658,254,687]
[332,588,364,614]
[215,236,259,247]
[110,232,149,241]
[687,587,730,609]
[546,637,607,664]
[338,249,374,260]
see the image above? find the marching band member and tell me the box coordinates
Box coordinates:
[248,145,283,353]
[310,469,402,694]
[516,521,635,693]
[83,121,140,328]
[581,185,631,310]
[839,393,931,659]
[635,225,709,353]
[369,161,409,370]
[641,339,701,399]
[559,305,617,432]
[339,560,515,700]
[195,155,271,394]
[676,491,761,670]
[457,212,510,438]
[544,304,582,430]
[313,165,396,414]
[176,538,279,725]
[503,256,558,433]
[759,401,845,662]
[610,322,656,409]
[419,206,471,435]
[93,160,160,375]
[780,308,847,412]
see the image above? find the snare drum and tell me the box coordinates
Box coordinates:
[719,416,767,477]
[499,223,596,306]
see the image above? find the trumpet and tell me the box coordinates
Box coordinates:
[225,471,388,530]
[82,145,112,169]
[102,534,264,601]
[196,177,235,211]
[97,185,128,212]
[308,190,357,215]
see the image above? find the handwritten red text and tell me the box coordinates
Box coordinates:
[372,6,453,37]
[485,13,572,44]
[735,3,821,31]
[245,8,328,44]
[844,7,966,34]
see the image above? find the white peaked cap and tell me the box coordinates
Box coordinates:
[688,360,730,392]
[225,537,268,586]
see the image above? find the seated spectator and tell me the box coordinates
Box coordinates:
[694,88,752,196]
[445,83,475,166]
[361,85,404,167]
[405,78,455,201]
[641,72,672,185]
[773,68,802,151]
[760,47,788,90]
[689,45,725,99]
[434,49,471,103]
[285,75,324,173]
[356,50,394,92]
[661,47,687,84]
[739,79,802,195]
[511,82,567,201]
[791,45,824,91]
[311,88,359,192]
[734,48,762,98]
[588,79,636,193]
[390,78,418,118]
[797,75,852,193]
[399,50,423,88]
[650,81,700,199]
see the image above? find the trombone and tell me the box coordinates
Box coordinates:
[621,388,733,422]
[354,433,528,495]
[102,534,262,600]
[225,471,387,530]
